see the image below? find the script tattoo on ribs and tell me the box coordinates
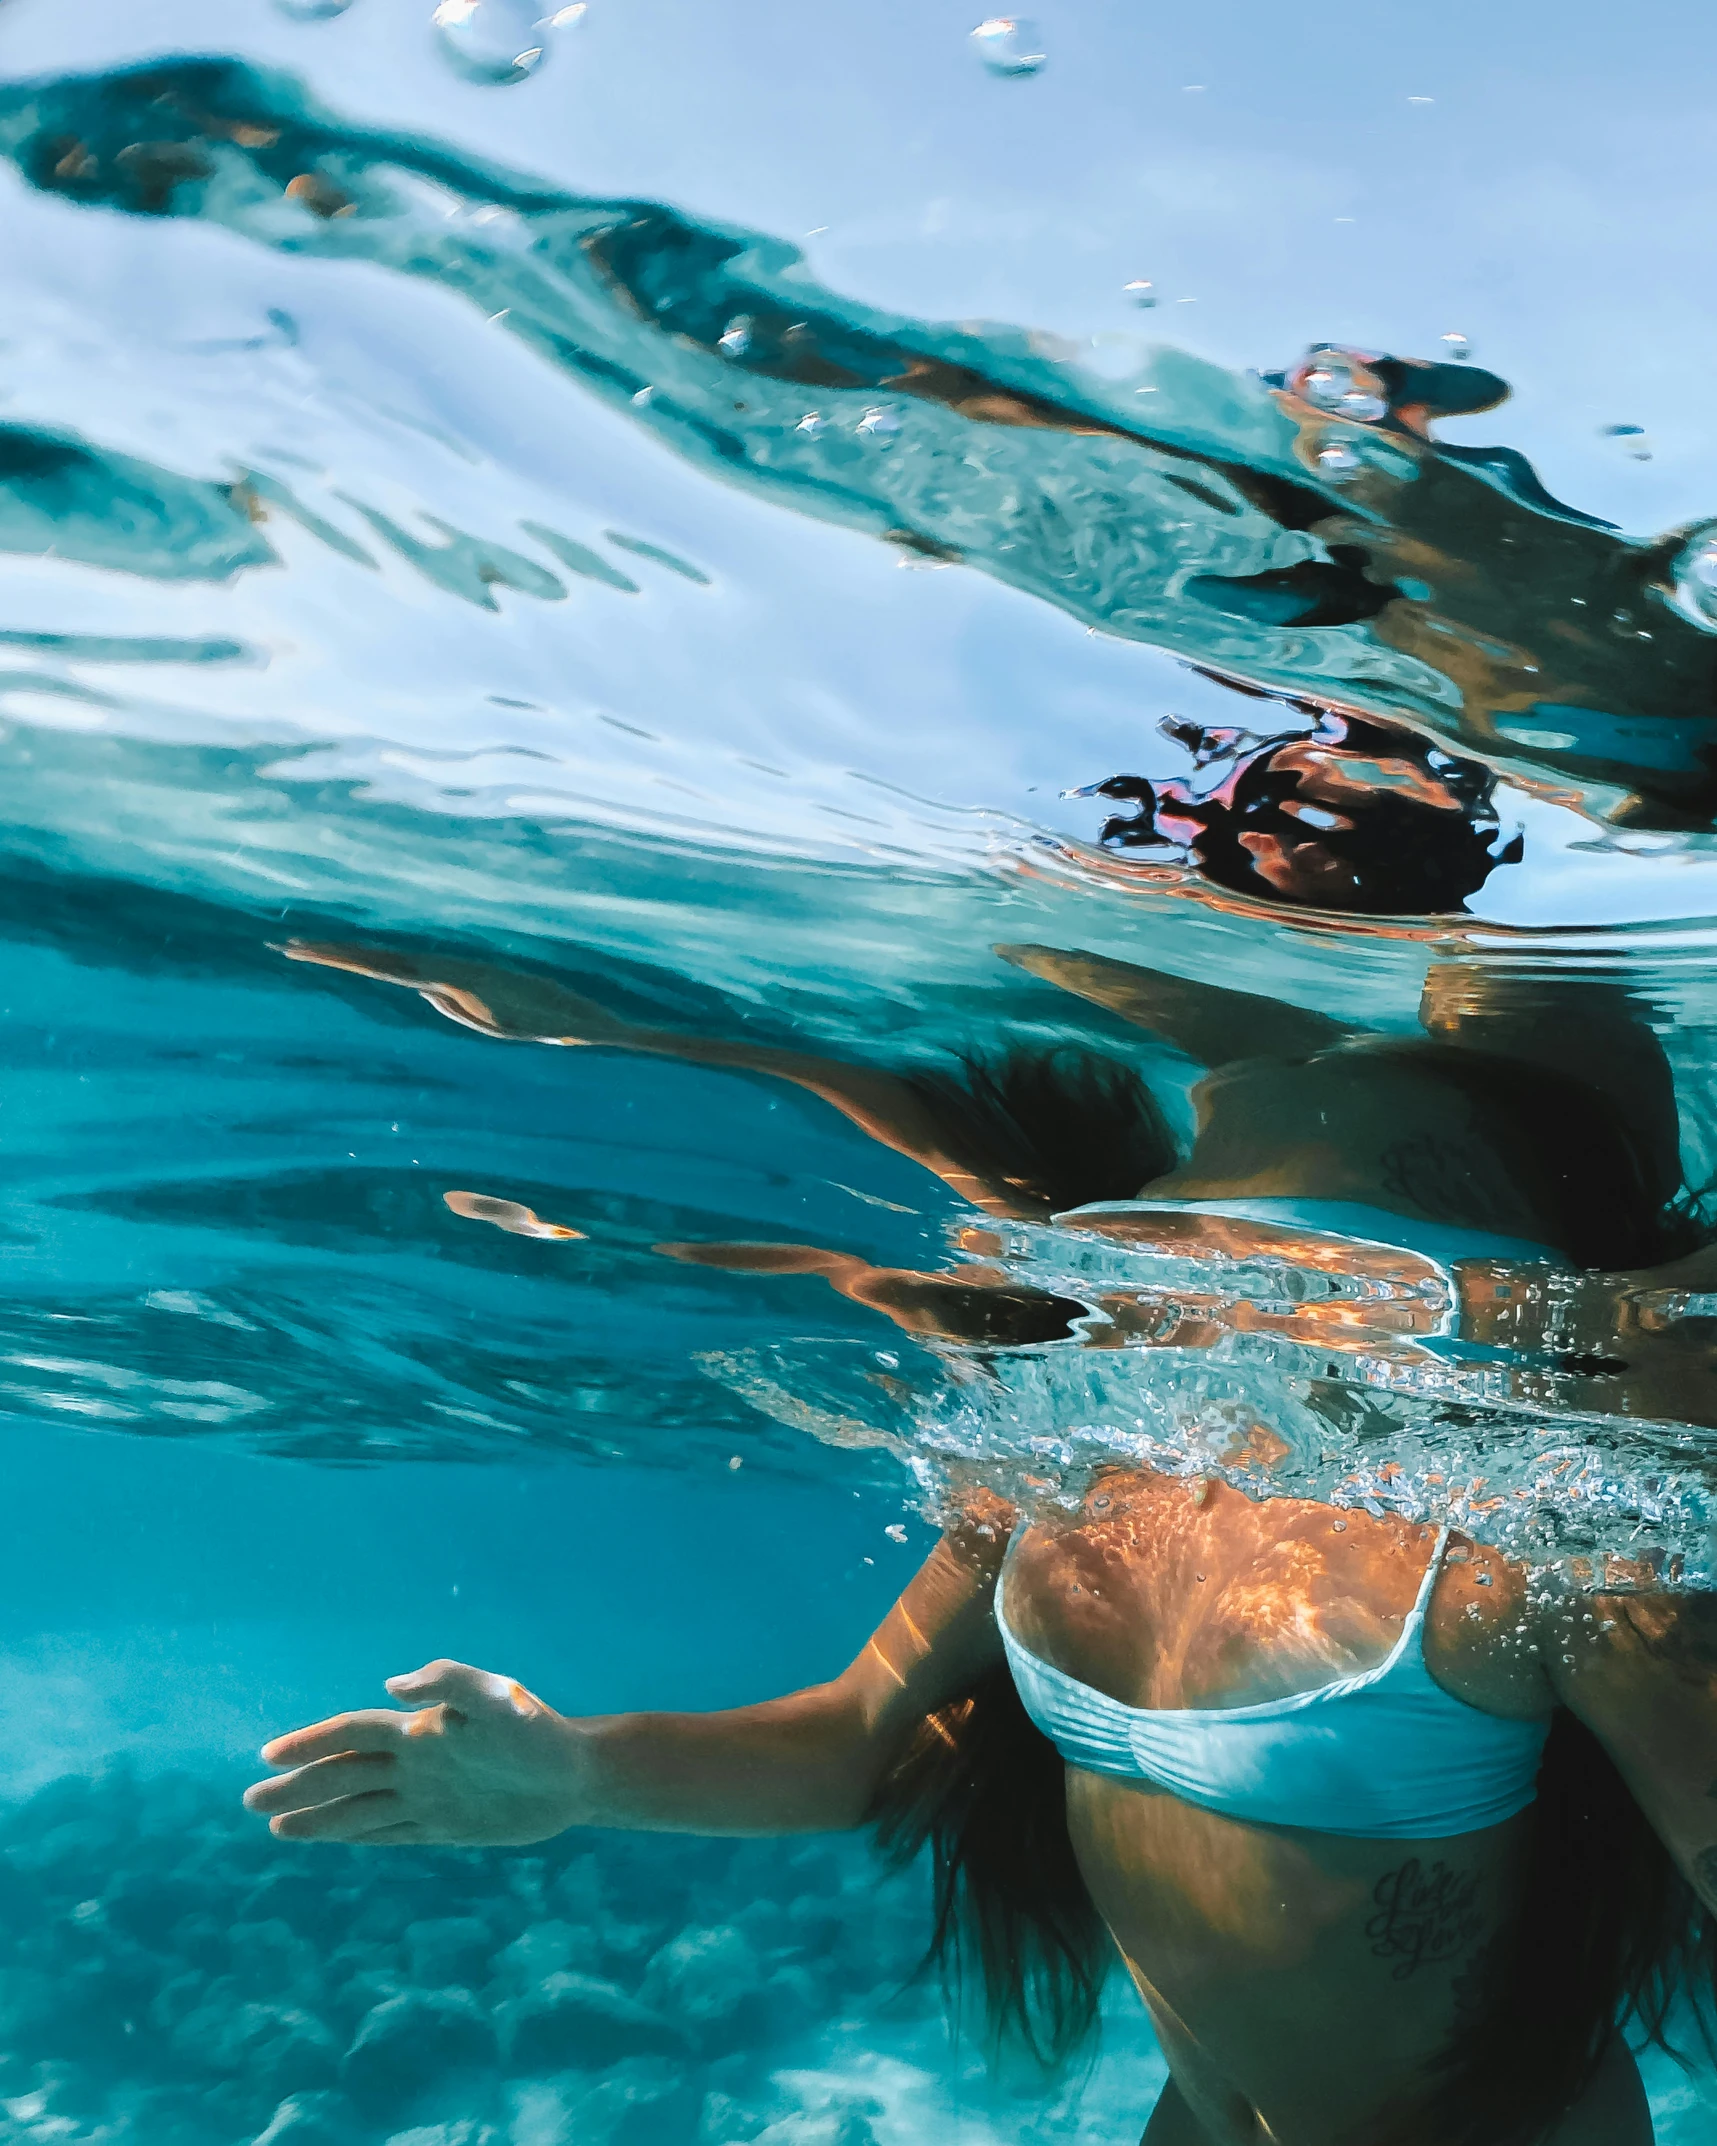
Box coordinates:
[1366,1858,1486,1980]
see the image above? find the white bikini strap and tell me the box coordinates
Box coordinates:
[1406,1524,1453,1627]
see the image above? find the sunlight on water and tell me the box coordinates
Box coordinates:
[2,1,1717,2139]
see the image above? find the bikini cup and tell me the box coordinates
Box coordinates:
[996,1530,1551,1840]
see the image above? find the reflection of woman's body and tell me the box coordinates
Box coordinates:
[254,936,1717,2142]
[284,922,1692,1277]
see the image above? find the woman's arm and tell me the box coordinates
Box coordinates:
[993,942,1351,1065]
[657,1238,1087,1345]
[242,1517,1010,1848]
[282,940,1031,1218]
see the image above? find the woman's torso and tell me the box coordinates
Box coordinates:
[1146,1043,1569,1250]
[1000,1471,1557,2146]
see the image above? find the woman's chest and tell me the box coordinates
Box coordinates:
[1003,1479,1549,1718]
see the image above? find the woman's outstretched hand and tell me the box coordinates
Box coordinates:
[243,1660,587,1848]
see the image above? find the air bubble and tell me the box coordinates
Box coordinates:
[433,0,583,85]
[1441,331,1472,361]
[1123,279,1158,308]
[970,17,1047,75]
[1300,361,1388,423]
[274,0,355,17]
[1316,441,1363,474]
[1331,1518,1348,1531]
[794,412,826,437]
[718,315,753,358]
[856,406,901,436]
[1475,1571,1494,1585]
[884,1522,909,1543]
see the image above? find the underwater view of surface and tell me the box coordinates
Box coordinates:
[9,2,1717,2141]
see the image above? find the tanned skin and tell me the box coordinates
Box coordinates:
[251,938,1708,2139]
[244,1466,1698,2143]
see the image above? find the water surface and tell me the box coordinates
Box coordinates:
[4,3,1717,2140]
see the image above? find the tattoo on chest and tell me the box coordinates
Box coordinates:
[1366,1859,1486,1980]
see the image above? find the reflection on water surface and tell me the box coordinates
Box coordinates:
[4,4,1717,2142]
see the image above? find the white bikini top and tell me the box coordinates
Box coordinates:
[996,1529,1550,1840]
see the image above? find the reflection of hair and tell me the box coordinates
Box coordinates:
[868,1664,1106,2071]
[1103,718,1522,915]
[896,1047,1178,1213]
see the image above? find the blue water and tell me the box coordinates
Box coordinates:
[4,1,1717,2139]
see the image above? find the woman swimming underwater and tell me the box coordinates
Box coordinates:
[247,923,1717,2144]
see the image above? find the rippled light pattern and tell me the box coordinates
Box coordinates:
[0,14,1714,2146]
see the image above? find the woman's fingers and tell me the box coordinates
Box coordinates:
[279,939,629,1047]
[243,1748,396,1817]
[278,941,434,987]
[385,1658,512,1707]
[266,1789,405,1842]
[419,987,508,1038]
[259,1707,411,1768]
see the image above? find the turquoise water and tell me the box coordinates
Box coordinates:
[5,2,1717,2140]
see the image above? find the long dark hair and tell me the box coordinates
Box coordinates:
[866,1662,1717,2138]
[857,1043,1716,2131]
[866,1663,1110,2072]
[1387,1709,1717,2145]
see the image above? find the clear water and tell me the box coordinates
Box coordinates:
[4,2,1717,2139]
